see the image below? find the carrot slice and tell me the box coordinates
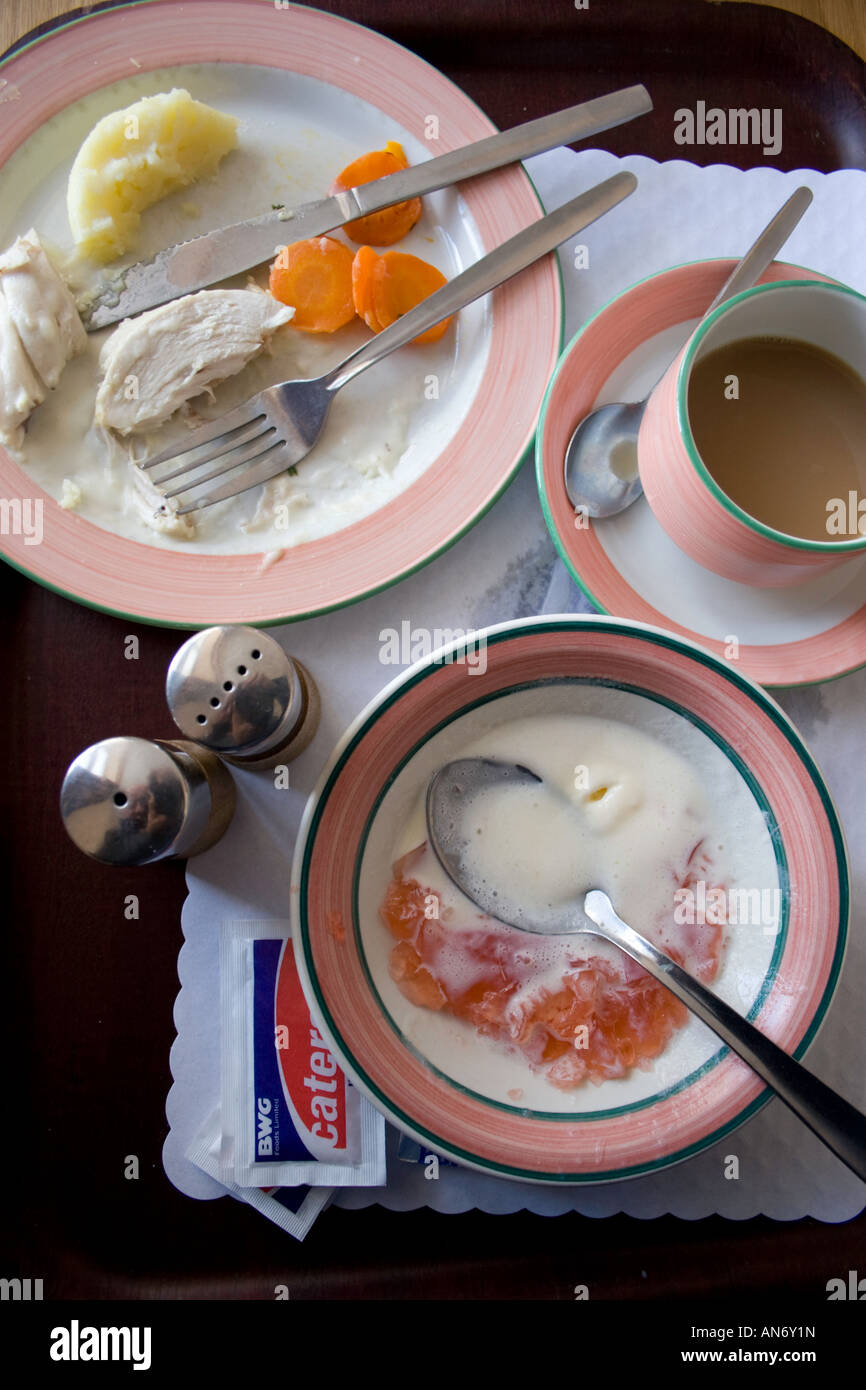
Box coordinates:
[351,246,385,332]
[370,250,451,345]
[336,142,407,189]
[330,141,422,246]
[268,235,355,332]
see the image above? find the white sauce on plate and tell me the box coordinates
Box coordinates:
[0,64,491,554]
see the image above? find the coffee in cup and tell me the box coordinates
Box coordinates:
[638,276,866,587]
[687,335,866,543]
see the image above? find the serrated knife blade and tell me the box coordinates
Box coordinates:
[79,84,651,330]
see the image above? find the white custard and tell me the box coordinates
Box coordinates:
[358,684,782,1113]
[0,63,490,553]
[428,714,710,943]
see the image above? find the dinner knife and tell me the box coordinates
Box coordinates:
[80,83,652,330]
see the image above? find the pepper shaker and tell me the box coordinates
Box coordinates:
[165,626,320,771]
[60,736,237,865]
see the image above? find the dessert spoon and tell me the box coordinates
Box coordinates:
[426,756,866,1182]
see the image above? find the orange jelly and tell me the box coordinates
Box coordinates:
[379,844,724,1089]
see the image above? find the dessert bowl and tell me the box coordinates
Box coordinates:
[291,615,848,1183]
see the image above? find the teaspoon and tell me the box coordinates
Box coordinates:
[562,185,814,518]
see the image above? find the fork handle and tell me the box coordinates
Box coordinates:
[325,173,637,392]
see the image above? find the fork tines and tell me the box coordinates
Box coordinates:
[140,399,267,472]
[138,396,291,516]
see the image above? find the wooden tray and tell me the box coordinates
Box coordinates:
[2,0,864,1300]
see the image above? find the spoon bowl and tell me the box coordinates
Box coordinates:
[563,401,645,517]
[426,756,585,935]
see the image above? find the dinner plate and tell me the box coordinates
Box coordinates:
[536,259,866,688]
[292,616,848,1184]
[0,1,562,626]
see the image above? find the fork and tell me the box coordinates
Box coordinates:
[141,172,636,515]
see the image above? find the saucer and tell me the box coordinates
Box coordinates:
[536,259,866,687]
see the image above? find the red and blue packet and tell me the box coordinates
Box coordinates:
[220,921,386,1188]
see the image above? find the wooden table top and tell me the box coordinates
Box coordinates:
[3,0,866,59]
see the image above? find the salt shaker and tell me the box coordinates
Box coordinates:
[60,736,237,866]
[165,626,320,771]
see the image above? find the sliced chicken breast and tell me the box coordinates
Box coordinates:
[95,288,295,434]
[0,229,87,389]
[0,288,46,449]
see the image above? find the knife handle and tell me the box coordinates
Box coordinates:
[326,172,637,391]
[343,85,651,218]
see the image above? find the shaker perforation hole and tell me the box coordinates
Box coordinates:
[209,697,220,707]
[196,714,207,724]
[223,681,233,691]
[251,649,261,660]
[113,792,128,807]
[237,664,247,675]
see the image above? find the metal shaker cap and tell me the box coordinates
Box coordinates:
[60,736,214,866]
[165,626,307,761]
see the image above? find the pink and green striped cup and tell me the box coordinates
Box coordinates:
[638,279,866,587]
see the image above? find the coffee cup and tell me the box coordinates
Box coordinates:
[637,278,866,587]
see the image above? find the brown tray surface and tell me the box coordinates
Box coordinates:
[2,0,864,1299]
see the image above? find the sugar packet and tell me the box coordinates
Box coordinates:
[187,1108,333,1242]
[220,921,386,1188]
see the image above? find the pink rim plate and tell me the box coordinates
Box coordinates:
[536,259,866,688]
[291,617,848,1183]
[0,0,562,626]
